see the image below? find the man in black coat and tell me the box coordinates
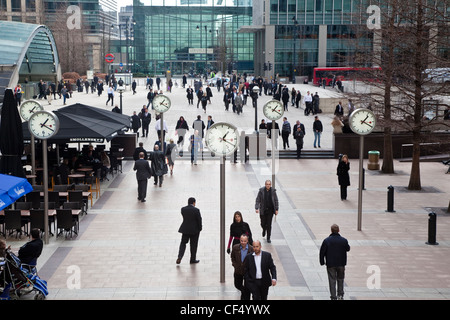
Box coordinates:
[133,142,147,161]
[243,240,277,300]
[133,152,152,202]
[319,224,350,300]
[140,106,151,138]
[131,111,141,138]
[177,197,202,264]
[254,180,279,243]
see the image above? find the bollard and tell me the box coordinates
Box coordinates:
[426,212,439,245]
[386,185,395,212]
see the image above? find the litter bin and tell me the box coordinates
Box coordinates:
[368,151,380,170]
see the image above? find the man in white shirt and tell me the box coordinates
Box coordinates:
[303,91,313,116]
[243,240,277,300]
[106,85,114,106]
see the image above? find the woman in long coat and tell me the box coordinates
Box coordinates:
[337,155,350,200]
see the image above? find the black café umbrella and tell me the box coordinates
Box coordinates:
[22,106,131,143]
[0,88,25,178]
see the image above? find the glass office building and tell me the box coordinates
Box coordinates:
[244,0,375,79]
[132,0,254,76]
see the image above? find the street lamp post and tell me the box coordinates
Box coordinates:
[292,17,299,84]
[117,86,124,113]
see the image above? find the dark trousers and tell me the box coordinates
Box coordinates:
[246,279,269,300]
[340,185,348,200]
[154,175,163,186]
[282,132,290,149]
[327,266,345,299]
[137,179,148,200]
[260,212,274,240]
[296,144,302,158]
[178,233,200,262]
[234,273,251,300]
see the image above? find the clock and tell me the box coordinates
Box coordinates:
[152,94,171,113]
[20,100,44,121]
[205,122,239,156]
[349,108,376,135]
[28,110,60,140]
[263,100,284,121]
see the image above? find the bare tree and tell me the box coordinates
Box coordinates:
[348,0,450,189]
[47,4,89,75]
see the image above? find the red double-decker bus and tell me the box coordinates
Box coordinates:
[313,67,382,86]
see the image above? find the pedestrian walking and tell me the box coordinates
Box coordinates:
[106,85,114,106]
[235,91,244,115]
[165,139,177,175]
[186,86,194,105]
[133,142,148,161]
[231,234,254,300]
[254,180,279,243]
[281,117,291,150]
[176,197,202,264]
[175,116,189,148]
[131,111,141,138]
[133,152,152,202]
[337,154,350,200]
[243,240,277,300]
[227,211,253,254]
[294,126,304,159]
[304,91,313,115]
[319,224,350,300]
[313,115,323,148]
[140,106,151,138]
[148,144,167,187]
[201,92,208,113]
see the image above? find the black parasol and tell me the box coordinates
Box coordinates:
[0,88,25,177]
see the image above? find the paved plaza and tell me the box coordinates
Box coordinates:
[7,78,450,300]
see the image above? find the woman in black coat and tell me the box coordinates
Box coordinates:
[226,211,253,254]
[337,155,350,200]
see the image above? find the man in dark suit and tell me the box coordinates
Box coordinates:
[177,197,202,264]
[231,234,254,300]
[133,142,147,161]
[255,180,279,243]
[243,240,277,300]
[133,152,152,202]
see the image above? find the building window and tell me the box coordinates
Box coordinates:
[11,0,21,12]
[26,0,36,12]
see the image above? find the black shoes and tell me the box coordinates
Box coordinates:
[190,260,200,264]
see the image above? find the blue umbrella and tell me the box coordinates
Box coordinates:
[0,174,33,210]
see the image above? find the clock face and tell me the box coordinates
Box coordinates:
[28,111,60,140]
[349,108,376,135]
[152,94,171,113]
[20,100,44,121]
[205,122,239,156]
[263,100,284,121]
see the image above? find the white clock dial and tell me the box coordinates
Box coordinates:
[263,100,284,121]
[28,111,60,140]
[349,108,376,135]
[20,100,44,121]
[205,122,239,156]
[152,94,171,113]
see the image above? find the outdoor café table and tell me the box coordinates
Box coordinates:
[68,173,85,184]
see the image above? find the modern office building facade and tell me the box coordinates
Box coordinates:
[241,0,376,80]
[131,0,254,76]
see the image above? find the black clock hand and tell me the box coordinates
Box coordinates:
[40,119,49,128]
[42,124,54,132]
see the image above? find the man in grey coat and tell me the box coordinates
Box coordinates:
[255,180,279,243]
[133,152,152,202]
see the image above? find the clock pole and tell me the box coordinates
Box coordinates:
[357,135,364,231]
[220,155,226,283]
[42,138,50,244]
[272,121,276,190]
